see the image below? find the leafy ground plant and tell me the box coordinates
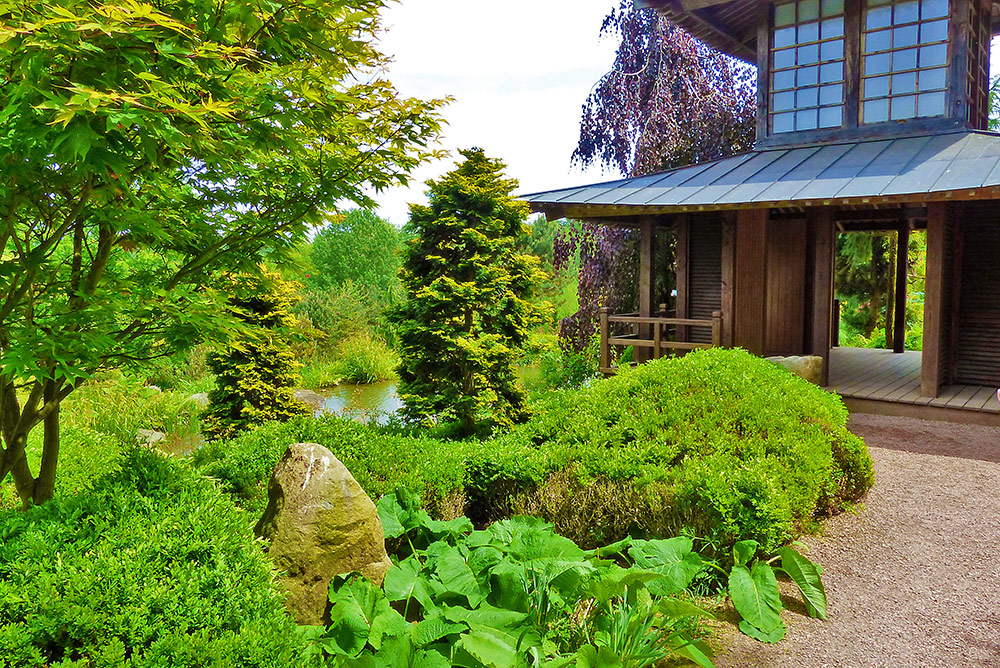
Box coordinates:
[306,489,718,668]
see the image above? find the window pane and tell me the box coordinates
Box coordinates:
[775,2,797,26]
[866,5,892,29]
[891,71,917,94]
[774,26,797,48]
[865,52,891,74]
[800,0,820,21]
[774,47,797,69]
[891,95,916,119]
[895,1,920,24]
[893,24,919,47]
[865,29,892,52]
[820,83,845,104]
[819,105,843,127]
[892,48,918,70]
[864,75,891,98]
[821,39,844,61]
[773,112,796,133]
[922,0,949,19]
[798,43,820,64]
[797,86,820,107]
[799,21,819,42]
[864,98,890,122]
[774,69,796,90]
[798,65,819,86]
[919,43,948,67]
[797,109,819,130]
[921,18,948,42]
[917,91,945,116]
[820,61,843,82]
[918,67,946,91]
[773,90,796,111]
[822,17,845,38]
[822,0,844,16]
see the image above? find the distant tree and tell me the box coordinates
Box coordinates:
[203,271,310,440]
[308,209,402,297]
[557,2,756,351]
[0,0,444,507]
[392,149,545,436]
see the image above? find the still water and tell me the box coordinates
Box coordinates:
[316,381,402,425]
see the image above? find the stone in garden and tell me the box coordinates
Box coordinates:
[255,442,391,625]
[187,392,209,408]
[135,429,166,447]
[293,388,325,410]
[765,355,824,385]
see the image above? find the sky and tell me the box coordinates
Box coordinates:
[370,1,625,226]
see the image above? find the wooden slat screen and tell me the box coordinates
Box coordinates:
[688,217,723,343]
[955,201,1000,386]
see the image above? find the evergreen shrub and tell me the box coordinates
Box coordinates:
[0,448,308,667]
[199,348,873,554]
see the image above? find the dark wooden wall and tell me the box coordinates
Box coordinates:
[688,217,723,344]
[764,219,807,355]
[955,201,1000,386]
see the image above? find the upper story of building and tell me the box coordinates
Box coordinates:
[642,0,1000,148]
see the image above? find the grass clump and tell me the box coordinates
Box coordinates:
[0,447,309,668]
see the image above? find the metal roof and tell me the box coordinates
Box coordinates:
[521,131,1000,220]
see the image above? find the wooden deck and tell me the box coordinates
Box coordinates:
[826,347,1000,425]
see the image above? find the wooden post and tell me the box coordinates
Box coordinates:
[733,209,768,355]
[676,214,690,342]
[653,317,662,360]
[893,223,909,353]
[921,203,946,397]
[637,216,656,363]
[721,214,736,347]
[711,311,722,347]
[808,208,835,386]
[599,307,611,374]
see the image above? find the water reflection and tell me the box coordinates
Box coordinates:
[317,381,402,425]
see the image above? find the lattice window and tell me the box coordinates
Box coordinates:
[861,0,950,123]
[966,0,990,128]
[770,0,847,134]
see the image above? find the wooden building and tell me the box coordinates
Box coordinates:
[523,0,1000,423]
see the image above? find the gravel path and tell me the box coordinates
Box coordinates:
[712,413,1000,668]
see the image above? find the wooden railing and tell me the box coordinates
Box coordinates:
[599,307,722,375]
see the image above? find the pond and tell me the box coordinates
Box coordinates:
[316,380,402,425]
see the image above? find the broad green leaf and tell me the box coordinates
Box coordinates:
[414,614,466,647]
[627,537,704,596]
[487,559,530,612]
[656,597,716,621]
[458,624,540,668]
[441,603,528,630]
[377,494,407,539]
[574,644,623,668]
[732,540,759,568]
[738,619,786,643]
[368,605,410,651]
[384,555,435,613]
[585,564,665,604]
[325,575,386,657]
[776,546,827,620]
[425,516,474,541]
[670,638,717,668]
[588,536,633,559]
[728,562,783,633]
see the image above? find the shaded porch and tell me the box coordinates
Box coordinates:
[827,347,1000,425]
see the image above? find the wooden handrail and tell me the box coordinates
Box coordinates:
[599,307,724,375]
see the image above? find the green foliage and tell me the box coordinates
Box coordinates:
[392,148,546,435]
[307,489,716,668]
[725,540,827,643]
[0,448,310,667]
[536,333,600,390]
[308,209,402,296]
[204,270,311,440]
[0,0,444,504]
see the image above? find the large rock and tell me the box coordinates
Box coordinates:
[294,388,326,410]
[765,354,824,385]
[255,443,391,625]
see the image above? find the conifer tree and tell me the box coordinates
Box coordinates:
[203,270,310,439]
[392,149,545,436]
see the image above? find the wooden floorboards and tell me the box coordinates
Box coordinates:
[826,347,1000,415]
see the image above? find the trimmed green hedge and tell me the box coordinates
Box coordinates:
[0,448,309,668]
[197,348,874,554]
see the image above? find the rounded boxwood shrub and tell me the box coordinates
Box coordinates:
[0,447,310,668]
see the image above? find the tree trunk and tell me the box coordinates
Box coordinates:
[33,382,60,504]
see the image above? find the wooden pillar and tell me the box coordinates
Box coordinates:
[733,209,768,355]
[636,216,656,363]
[921,202,947,397]
[675,214,690,341]
[893,223,909,354]
[808,208,835,386]
[721,214,736,347]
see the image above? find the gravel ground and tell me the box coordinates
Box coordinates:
[711,413,1000,668]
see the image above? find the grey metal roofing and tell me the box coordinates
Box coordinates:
[521,131,1000,219]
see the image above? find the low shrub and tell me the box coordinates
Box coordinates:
[198,349,873,556]
[0,448,309,667]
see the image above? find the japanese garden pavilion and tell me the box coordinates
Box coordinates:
[523,0,1000,424]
